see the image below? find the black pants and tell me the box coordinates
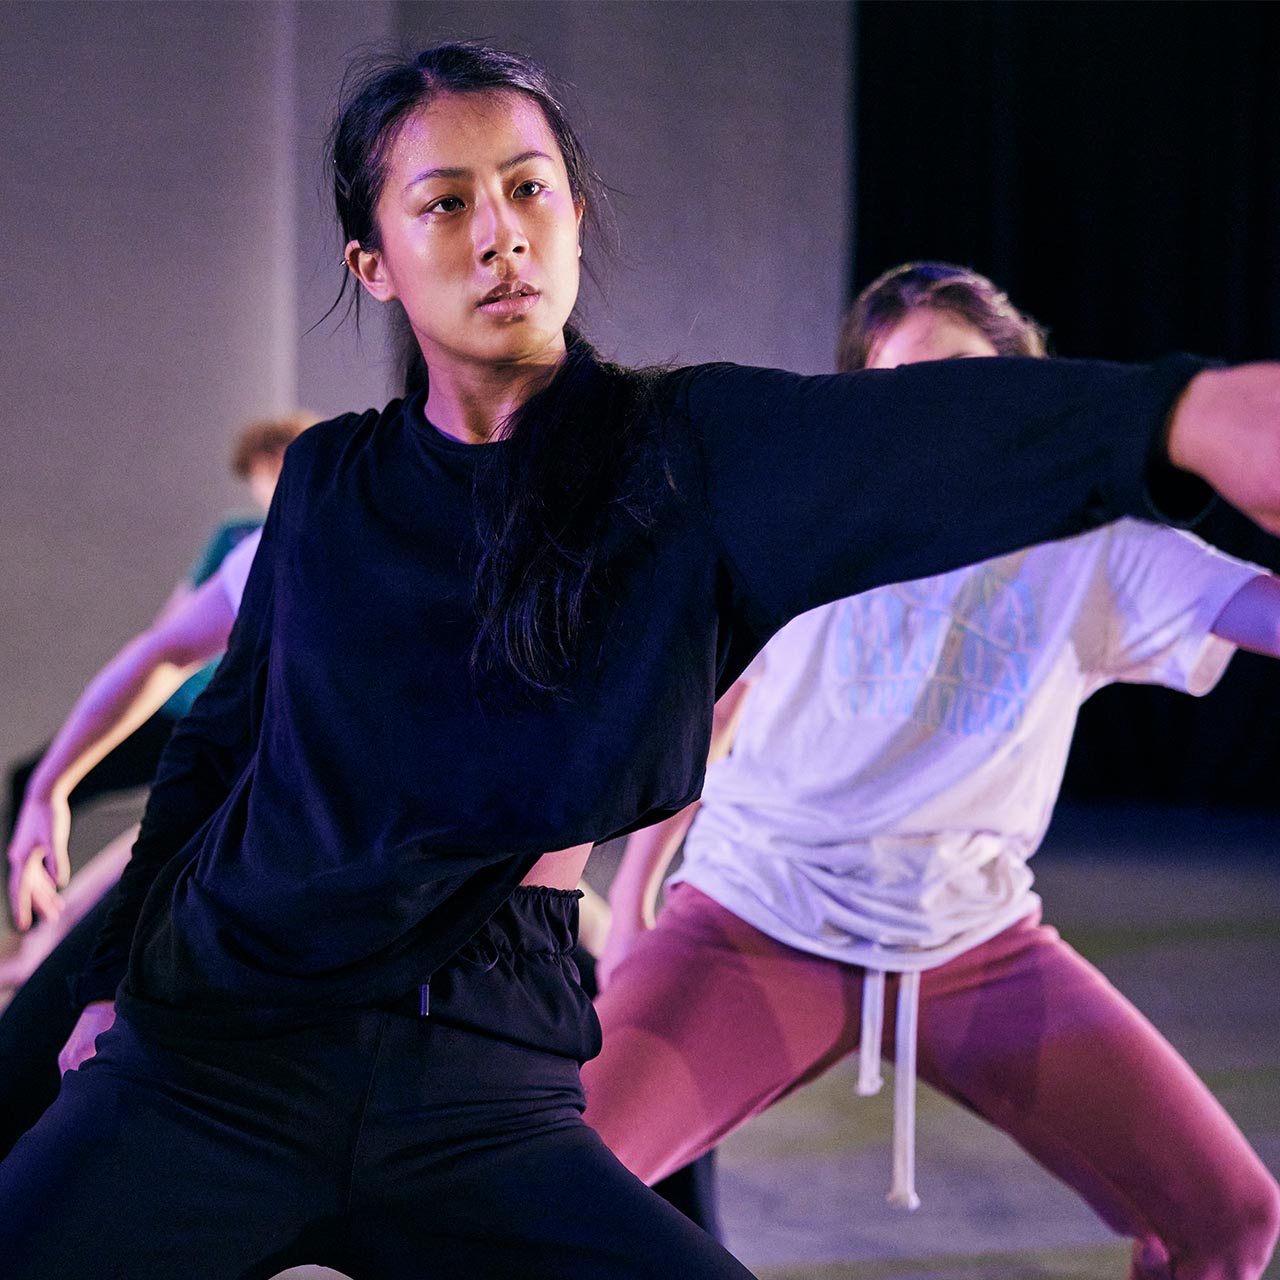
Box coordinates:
[5,711,174,840]
[0,893,111,1158]
[0,888,754,1279]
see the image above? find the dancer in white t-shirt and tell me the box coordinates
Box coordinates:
[583,263,1280,1279]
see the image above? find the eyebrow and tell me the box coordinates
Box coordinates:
[405,150,554,191]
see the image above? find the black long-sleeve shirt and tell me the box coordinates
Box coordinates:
[76,354,1206,1037]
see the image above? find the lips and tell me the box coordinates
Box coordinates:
[478,282,539,307]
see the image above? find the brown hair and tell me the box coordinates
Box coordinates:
[230,414,316,479]
[837,262,1048,373]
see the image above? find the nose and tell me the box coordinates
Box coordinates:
[477,197,527,264]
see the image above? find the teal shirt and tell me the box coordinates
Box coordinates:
[159,516,262,719]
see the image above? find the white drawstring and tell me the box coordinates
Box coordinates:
[857,967,922,1211]
[888,970,921,1211]
[856,969,885,1095]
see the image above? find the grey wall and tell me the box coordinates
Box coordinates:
[0,0,395,778]
[2,1,297,771]
[0,0,849,781]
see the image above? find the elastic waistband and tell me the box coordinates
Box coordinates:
[463,885,582,958]
[386,885,598,1060]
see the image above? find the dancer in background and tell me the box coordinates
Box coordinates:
[584,263,1280,1280]
[0,528,258,1154]
[3,414,309,925]
[4,39,1280,1275]
[0,416,305,1161]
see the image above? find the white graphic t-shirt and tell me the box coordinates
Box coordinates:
[674,519,1264,971]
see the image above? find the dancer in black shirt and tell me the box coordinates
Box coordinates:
[5,43,1280,1279]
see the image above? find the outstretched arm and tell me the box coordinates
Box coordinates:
[598,678,753,989]
[1210,574,1280,657]
[685,357,1280,665]
[7,575,237,931]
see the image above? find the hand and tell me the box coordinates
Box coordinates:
[596,911,649,992]
[7,793,71,930]
[58,1000,116,1074]
[1167,364,1280,535]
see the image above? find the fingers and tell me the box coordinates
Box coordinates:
[44,839,71,892]
[27,864,65,925]
[7,803,57,926]
[8,858,32,932]
[58,1003,116,1075]
[9,854,63,931]
[50,799,72,888]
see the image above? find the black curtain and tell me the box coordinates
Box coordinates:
[852,0,1280,806]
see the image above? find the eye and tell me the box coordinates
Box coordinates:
[426,195,465,215]
[513,179,546,198]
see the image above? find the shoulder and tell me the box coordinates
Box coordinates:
[189,515,264,585]
[283,404,390,466]
[280,400,405,482]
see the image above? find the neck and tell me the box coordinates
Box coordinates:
[423,337,568,445]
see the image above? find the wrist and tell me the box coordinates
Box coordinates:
[22,772,58,806]
[1163,368,1216,476]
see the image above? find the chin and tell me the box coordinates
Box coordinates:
[485,327,565,364]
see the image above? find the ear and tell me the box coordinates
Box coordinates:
[344,239,398,303]
[574,200,584,258]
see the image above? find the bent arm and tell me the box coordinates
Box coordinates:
[25,577,237,807]
[69,508,284,1006]
[6,577,237,929]
[684,356,1280,661]
[1210,574,1280,658]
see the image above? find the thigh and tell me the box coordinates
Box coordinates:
[0,895,113,1158]
[582,883,861,1184]
[914,916,1275,1252]
[349,1017,754,1280]
[0,1013,344,1279]
[419,1123,755,1280]
[573,939,722,1235]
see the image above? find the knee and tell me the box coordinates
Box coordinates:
[1188,1170,1280,1279]
[1233,1172,1280,1275]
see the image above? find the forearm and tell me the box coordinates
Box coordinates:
[28,577,238,804]
[1211,574,1280,657]
[27,642,199,803]
[608,802,700,928]
[1166,364,1280,537]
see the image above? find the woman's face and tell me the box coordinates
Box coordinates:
[866,307,999,369]
[348,90,582,375]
